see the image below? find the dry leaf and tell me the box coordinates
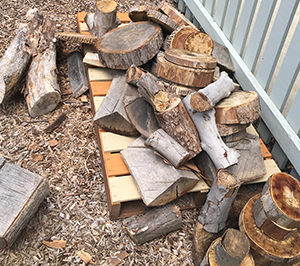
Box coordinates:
[49,139,58,147]
[29,143,40,152]
[43,240,66,249]
[32,154,43,162]
[77,250,92,264]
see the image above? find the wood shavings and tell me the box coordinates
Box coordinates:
[77,250,93,264]
[42,239,67,249]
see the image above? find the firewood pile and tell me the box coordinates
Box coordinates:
[1,0,300,265]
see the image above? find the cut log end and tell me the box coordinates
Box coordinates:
[184,32,214,55]
[190,91,211,112]
[96,0,117,13]
[216,168,241,189]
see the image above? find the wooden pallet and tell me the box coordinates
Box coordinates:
[77,12,280,220]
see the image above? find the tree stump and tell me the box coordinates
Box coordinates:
[156,55,215,88]
[215,91,261,124]
[164,26,198,50]
[144,128,190,168]
[190,72,235,112]
[260,173,300,229]
[239,193,300,263]
[123,203,182,245]
[198,169,241,233]
[96,21,164,69]
[184,32,214,55]
[155,97,202,159]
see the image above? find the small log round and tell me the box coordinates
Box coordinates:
[96,21,164,69]
[217,123,249,137]
[239,193,300,262]
[164,25,198,50]
[156,55,215,88]
[184,32,214,55]
[253,196,297,241]
[164,48,217,69]
[215,91,261,124]
[261,173,300,229]
[146,10,179,34]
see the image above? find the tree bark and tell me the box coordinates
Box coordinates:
[156,97,202,159]
[190,72,235,112]
[55,32,98,44]
[198,169,241,233]
[145,128,190,168]
[183,95,240,169]
[123,203,182,245]
[260,173,300,229]
[96,21,164,69]
[217,123,249,137]
[146,10,179,34]
[157,55,215,88]
[215,91,261,124]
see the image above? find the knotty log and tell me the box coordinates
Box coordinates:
[183,95,240,169]
[156,97,202,159]
[146,10,179,34]
[215,91,261,124]
[198,169,241,233]
[123,94,159,138]
[239,194,300,263]
[194,133,266,185]
[190,72,235,112]
[67,51,89,97]
[253,196,297,241]
[94,73,140,136]
[157,55,215,88]
[260,173,300,229]
[145,128,190,168]
[184,32,214,55]
[96,21,164,69]
[121,137,199,207]
[123,203,182,245]
[201,230,254,266]
[0,158,49,249]
[164,26,198,50]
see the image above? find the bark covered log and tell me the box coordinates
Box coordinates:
[198,169,241,233]
[146,10,179,34]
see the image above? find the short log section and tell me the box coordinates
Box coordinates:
[164,26,198,50]
[184,32,214,55]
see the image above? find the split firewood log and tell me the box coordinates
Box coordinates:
[144,128,190,168]
[183,95,240,169]
[199,169,241,233]
[217,123,249,137]
[190,72,235,112]
[200,229,254,266]
[215,91,261,124]
[123,203,182,245]
[96,21,164,69]
[146,10,179,34]
[85,0,119,39]
[94,72,140,136]
[25,11,61,117]
[239,193,300,263]
[184,31,214,55]
[156,55,215,88]
[212,41,235,72]
[128,5,154,22]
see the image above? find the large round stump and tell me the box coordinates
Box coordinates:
[96,21,164,69]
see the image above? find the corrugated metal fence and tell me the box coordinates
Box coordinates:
[175,0,300,178]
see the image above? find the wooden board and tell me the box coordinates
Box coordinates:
[88,68,119,81]
[94,96,105,112]
[90,81,111,96]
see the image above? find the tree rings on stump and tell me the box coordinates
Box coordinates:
[164,49,217,69]
[239,194,300,262]
[156,55,215,88]
[96,21,164,69]
[215,91,261,124]
[184,32,214,55]
[165,26,198,50]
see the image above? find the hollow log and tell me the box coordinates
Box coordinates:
[183,95,240,169]
[198,169,241,233]
[144,128,190,168]
[260,173,300,229]
[215,91,261,124]
[156,55,215,88]
[190,72,235,112]
[96,21,164,69]
[123,203,182,245]
[155,97,202,159]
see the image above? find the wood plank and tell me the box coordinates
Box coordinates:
[259,139,272,159]
[256,0,299,91]
[233,0,258,55]
[82,44,97,56]
[88,68,120,81]
[79,22,89,32]
[271,142,288,169]
[90,81,111,96]
[83,52,106,68]
[246,124,259,136]
[243,0,277,72]
[93,96,105,112]
[117,13,131,23]
[100,132,136,153]
[103,153,130,177]
[77,12,87,23]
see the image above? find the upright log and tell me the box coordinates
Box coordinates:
[198,169,241,233]
[123,203,182,245]
[183,94,240,169]
[190,72,235,112]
